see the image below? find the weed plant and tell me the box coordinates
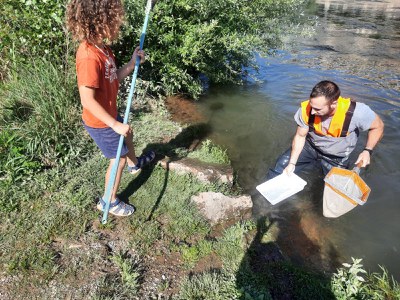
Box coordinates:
[1,162,100,275]
[178,240,213,269]
[123,167,211,244]
[93,261,141,300]
[331,258,367,299]
[111,252,142,294]
[180,244,201,269]
[331,258,400,299]
[177,220,273,300]
[177,271,243,300]
[0,154,213,297]
[214,221,253,274]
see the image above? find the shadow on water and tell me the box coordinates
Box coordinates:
[236,215,337,299]
[118,122,211,220]
[253,156,345,270]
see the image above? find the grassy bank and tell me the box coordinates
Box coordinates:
[1,104,399,299]
[0,51,397,300]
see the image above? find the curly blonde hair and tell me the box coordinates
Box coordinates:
[66,0,125,43]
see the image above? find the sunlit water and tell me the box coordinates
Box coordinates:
[196,0,400,278]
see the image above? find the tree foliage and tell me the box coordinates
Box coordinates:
[0,0,311,97]
[0,0,69,79]
[115,0,313,98]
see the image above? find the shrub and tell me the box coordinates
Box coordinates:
[115,0,314,98]
[0,0,71,79]
[1,0,312,98]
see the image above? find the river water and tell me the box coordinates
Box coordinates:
[196,0,400,279]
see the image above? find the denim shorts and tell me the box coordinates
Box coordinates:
[83,115,129,159]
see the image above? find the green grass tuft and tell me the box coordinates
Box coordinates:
[187,139,230,165]
[177,271,243,300]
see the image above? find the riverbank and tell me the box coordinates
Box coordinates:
[190,0,400,280]
[1,98,398,299]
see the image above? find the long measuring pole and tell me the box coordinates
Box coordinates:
[102,0,155,224]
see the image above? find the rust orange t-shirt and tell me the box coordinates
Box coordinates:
[76,41,119,128]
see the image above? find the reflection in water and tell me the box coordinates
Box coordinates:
[198,0,400,279]
[293,0,400,91]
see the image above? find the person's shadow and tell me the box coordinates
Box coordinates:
[236,215,338,299]
[118,122,211,221]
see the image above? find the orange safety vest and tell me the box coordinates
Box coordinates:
[301,96,356,137]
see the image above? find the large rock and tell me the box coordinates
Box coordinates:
[159,157,234,185]
[191,192,253,225]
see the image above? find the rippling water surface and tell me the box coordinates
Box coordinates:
[197,0,400,278]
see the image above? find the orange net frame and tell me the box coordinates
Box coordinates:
[324,167,370,205]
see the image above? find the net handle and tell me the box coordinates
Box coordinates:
[101,0,157,224]
[352,161,364,174]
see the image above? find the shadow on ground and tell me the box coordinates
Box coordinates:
[236,215,338,299]
[119,122,211,220]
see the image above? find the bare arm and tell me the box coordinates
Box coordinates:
[355,113,384,167]
[79,86,131,136]
[284,126,309,175]
[116,47,145,82]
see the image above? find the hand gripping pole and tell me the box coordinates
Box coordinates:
[102,0,156,224]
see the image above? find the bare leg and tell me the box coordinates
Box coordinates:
[125,131,138,167]
[104,156,127,202]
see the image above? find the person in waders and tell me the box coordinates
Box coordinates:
[266,80,384,180]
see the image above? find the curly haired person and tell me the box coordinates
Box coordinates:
[66,0,155,216]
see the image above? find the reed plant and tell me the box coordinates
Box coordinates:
[0,59,92,170]
[366,267,400,299]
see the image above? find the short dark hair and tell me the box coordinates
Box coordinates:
[310,81,340,102]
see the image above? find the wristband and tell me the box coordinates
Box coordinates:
[363,148,373,155]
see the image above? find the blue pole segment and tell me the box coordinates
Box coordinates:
[102,0,153,224]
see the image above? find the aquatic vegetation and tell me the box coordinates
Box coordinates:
[331,258,400,300]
